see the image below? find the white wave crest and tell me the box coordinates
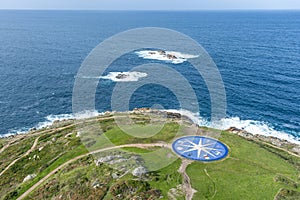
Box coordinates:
[214,117,300,145]
[73,110,101,119]
[1,111,105,138]
[36,113,75,129]
[1,114,75,138]
[136,50,199,64]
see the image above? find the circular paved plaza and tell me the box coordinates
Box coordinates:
[172,136,229,162]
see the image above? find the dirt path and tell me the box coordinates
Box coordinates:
[0,136,40,177]
[17,143,167,200]
[178,159,197,200]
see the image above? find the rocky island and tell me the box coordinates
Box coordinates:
[136,50,199,64]
[115,73,129,80]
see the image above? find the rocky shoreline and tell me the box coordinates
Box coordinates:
[1,108,299,156]
[226,127,300,156]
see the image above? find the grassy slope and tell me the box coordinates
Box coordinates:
[24,148,183,200]
[187,131,300,199]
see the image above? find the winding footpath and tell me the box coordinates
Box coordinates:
[0,136,40,177]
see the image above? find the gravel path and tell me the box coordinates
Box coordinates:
[178,159,197,200]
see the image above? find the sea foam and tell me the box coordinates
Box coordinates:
[215,117,300,145]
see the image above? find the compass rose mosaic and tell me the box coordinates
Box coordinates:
[172,136,229,162]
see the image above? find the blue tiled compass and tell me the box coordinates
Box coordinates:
[172,136,229,162]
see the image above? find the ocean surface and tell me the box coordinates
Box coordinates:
[0,10,299,143]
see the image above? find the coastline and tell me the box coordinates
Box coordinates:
[1,108,299,156]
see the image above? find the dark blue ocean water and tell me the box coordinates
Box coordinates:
[0,11,299,141]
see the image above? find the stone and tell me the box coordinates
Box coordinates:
[132,166,148,177]
[23,174,36,182]
[112,172,119,179]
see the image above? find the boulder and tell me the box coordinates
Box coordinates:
[167,112,181,119]
[116,73,128,79]
[158,50,166,55]
[132,166,148,177]
[23,174,36,182]
[167,54,177,59]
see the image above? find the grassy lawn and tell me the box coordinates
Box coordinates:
[186,131,300,199]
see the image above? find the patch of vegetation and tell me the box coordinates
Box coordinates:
[254,142,300,171]
[275,175,298,189]
[0,141,4,149]
[24,156,111,200]
[104,122,180,145]
[275,188,300,200]
[147,159,182,199]
[122,147,153,153]
[109,180,161,199]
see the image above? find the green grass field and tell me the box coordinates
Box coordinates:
[187,131,300,199]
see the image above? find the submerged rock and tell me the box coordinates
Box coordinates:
[167,54,177,59]
[115,73,129,79]
[158,50,166,55]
